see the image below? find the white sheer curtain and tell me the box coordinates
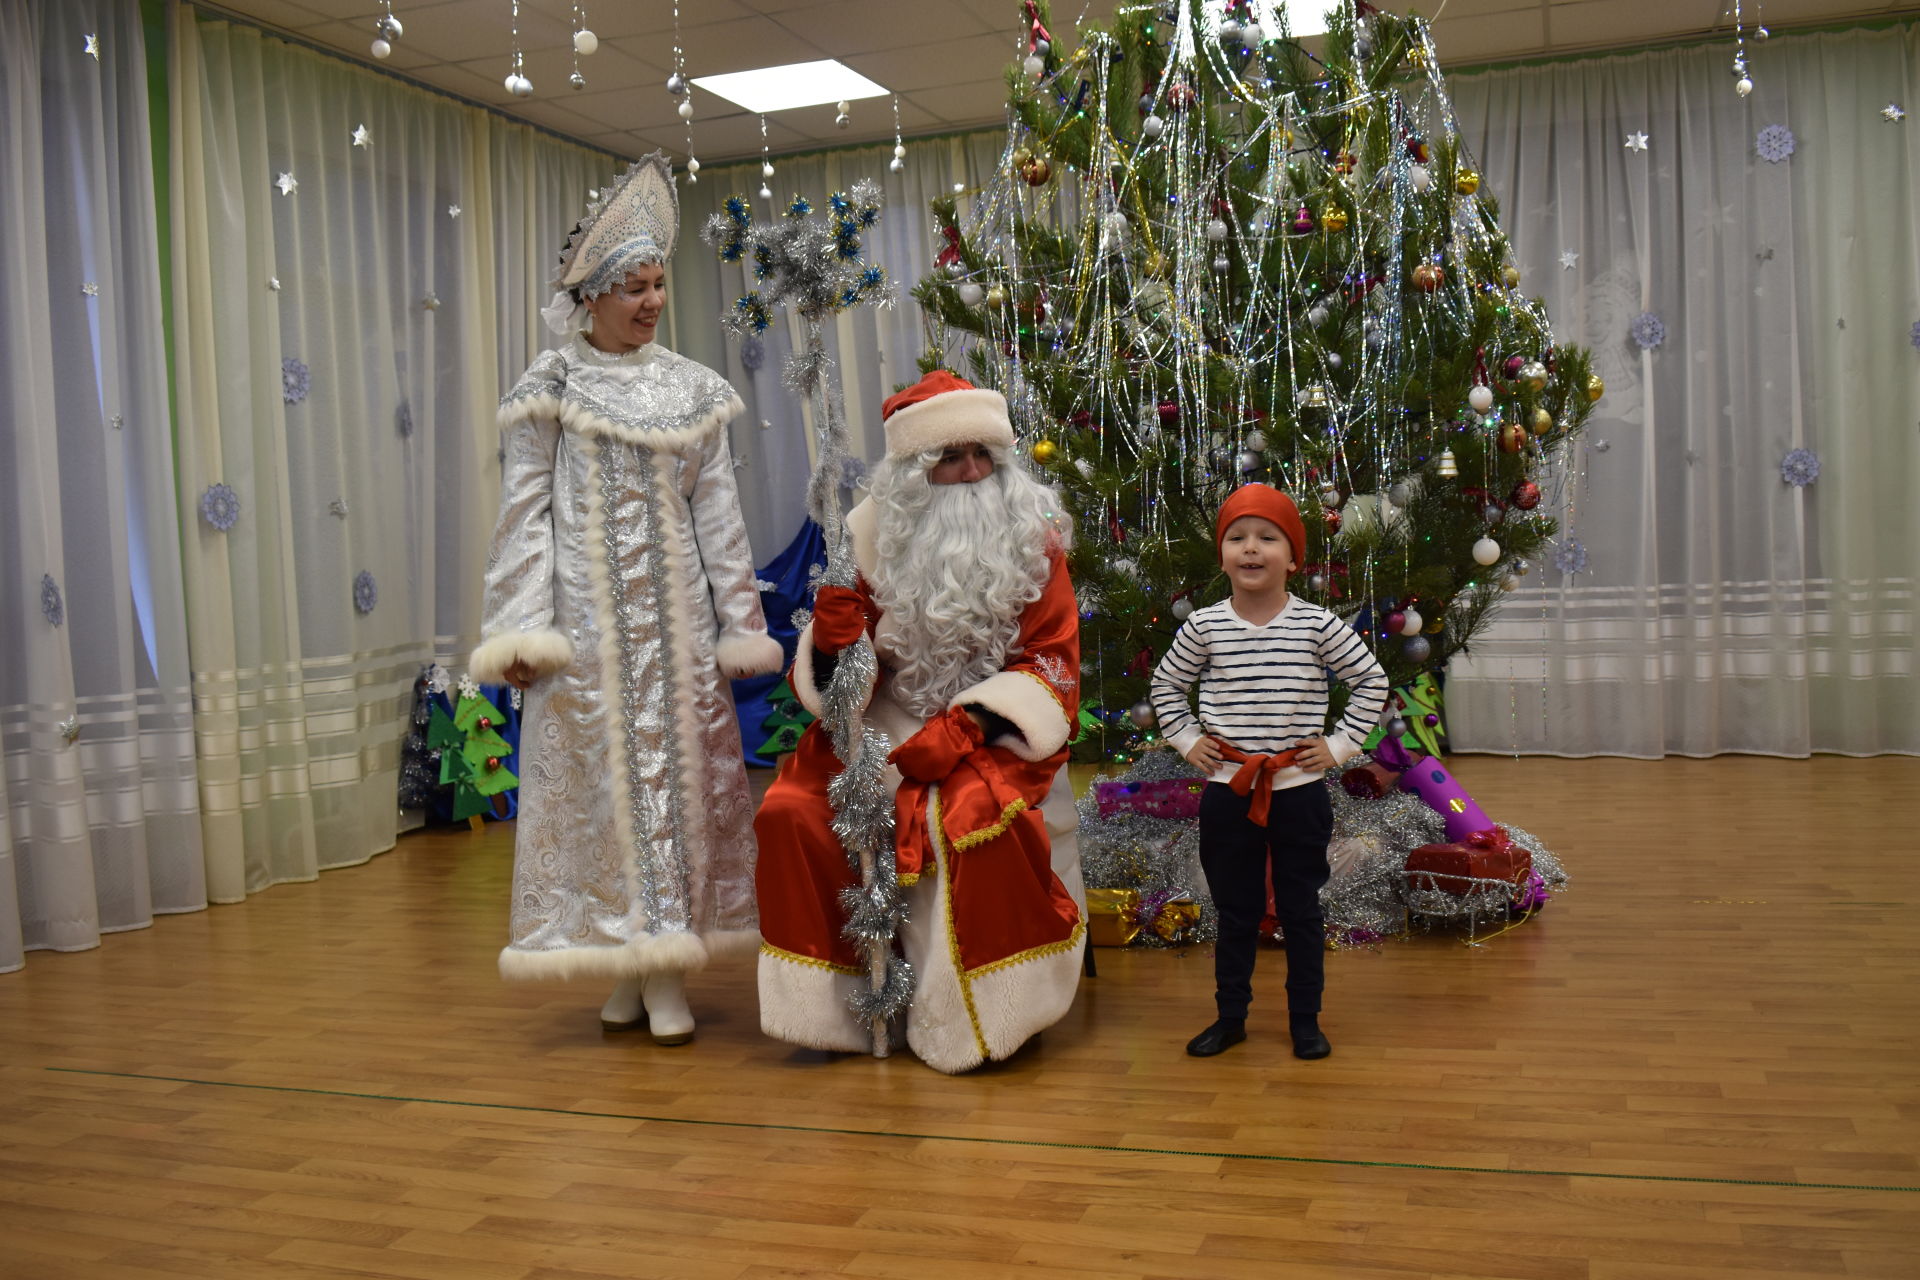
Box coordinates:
[1443,24,1920,758]
[0,0,204,974]
[169,6,619,901]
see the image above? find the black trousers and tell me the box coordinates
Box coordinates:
[1199,779,1334,1021]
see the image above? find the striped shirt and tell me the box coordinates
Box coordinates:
[1151,595,1390,791]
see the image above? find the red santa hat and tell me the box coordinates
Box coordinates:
[1215,482,1308,564]
[879,370,1015,460]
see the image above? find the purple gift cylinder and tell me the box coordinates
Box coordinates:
[1371,738,1495,842]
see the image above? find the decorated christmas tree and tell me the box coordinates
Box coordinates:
[915,0,1600,759]
[429,677,519,823]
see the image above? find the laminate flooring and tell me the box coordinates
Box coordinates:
[3,755,1916,1278]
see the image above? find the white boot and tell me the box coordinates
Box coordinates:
[599,977,645,1031]
[642,970,695,1046]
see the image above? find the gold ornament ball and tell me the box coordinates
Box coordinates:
[1586,373,1605,402]
[1455,169,1482,195]
[1520,359,1549,391]
[1528,407,1554,436]
[985,284,1007,307]
[1011,147,1034,173]
[1031,439,1059,464]
[1498,422,1527,454]
[1144,250,1168,278]
[1412,262,1444,292]
[1502,265,1521,288]
[1320,204,1349,232]
[1019,153,1052,186]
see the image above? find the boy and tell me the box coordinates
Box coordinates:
[1150,483,1389,1059]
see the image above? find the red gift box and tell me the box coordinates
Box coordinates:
[1404,827,1530,895]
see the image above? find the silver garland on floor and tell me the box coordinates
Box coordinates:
[703,182,909,1050]
[1079,751,1569,949]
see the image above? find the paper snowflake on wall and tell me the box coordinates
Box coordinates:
[353,569,379,614]
[1755,124,1795,163]
[41,573,65,626]
[740,334,766,372]
[396,399,414,438]
[1780,447,1820,487]
[1910,319,1920,351]
[200,482,241,531]
[1628,312,1666,350]
[282,356,310,404]
[1552,538,1589,576]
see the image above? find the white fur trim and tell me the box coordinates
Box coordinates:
[469,629,573,686]
[716,631,783,678]
[844,500,878,582]
[498,388,742,455]
[884,388,1014,460]
[951,670,1072,762]
[757,947,872,1053]
[790,621,876,719]
[499,929,710,981]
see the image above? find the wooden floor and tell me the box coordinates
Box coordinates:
[3,756,1918,1279]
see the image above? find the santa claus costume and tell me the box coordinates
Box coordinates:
[754,372,1087,1073]
[470,153,782,1041]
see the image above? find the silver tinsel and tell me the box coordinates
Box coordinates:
[1078,752,1570,949]
[704,182,912,1043]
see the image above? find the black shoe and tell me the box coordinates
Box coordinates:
[1290,1018,1331,1060]
[1186,1019,1247,1057]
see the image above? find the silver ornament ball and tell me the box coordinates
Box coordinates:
[1402,635,1433,664]
[666,72,688,96]
[1129,701,1156,729]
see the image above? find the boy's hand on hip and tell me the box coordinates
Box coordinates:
[1294,735,1337,772]
[1184,735,1224,772]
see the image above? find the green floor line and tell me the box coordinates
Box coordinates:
[47,1066,1920,1195]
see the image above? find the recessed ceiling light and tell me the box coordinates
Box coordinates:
[692,60,889,114]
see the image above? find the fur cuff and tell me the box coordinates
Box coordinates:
[470,629,573,686]
[717,631,784,679]
[790,621,875,718]
[498,929,710,982]
[951,671,1071,762]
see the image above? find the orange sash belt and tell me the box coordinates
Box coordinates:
[1215,740,1307,827]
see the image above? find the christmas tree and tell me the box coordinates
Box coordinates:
[429,677,519,823]
[915,0,1600,758]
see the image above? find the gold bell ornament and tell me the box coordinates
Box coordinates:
[1436,447,1459,478]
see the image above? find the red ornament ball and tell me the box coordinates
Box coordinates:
[477,717,493,731]
[485,756,501,771]
[1411,263,1443,292]
[1510,480,1542,510]
[1502,354,1525,380]
[1322,508,1343,533]
[1385,610,1406,635]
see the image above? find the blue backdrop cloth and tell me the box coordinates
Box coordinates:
[733,520,826,768]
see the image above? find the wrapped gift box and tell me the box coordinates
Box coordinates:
[1085,887,1142,947]
[1404,830,1531,896]
[1094,777,1205,821]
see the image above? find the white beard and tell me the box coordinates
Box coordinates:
[868,458,1064,721]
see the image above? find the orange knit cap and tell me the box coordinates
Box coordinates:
[1215,483,1307,565]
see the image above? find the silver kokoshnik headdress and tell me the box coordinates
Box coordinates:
[542,151,679,335]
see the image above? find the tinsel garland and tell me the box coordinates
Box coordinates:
[1078,750,1568,949]
[703,182,911,1050]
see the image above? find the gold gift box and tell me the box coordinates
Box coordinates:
[1085,887,1142,947]
[1152,897,1200,943]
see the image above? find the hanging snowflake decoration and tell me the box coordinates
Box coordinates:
[1754,125,1795,163]
[1628,312,1666,350]
[352,569,379,614]
[839,455,870,489]
[740,334,766,372]
[426,663,451,696]
[58,714,82,746]
[199,482,242,532]
[1780,447,1820,487]
[1910,319,1920,351]
[457,672,480,700]
[282,356,310,404]
[1552,538,1589,576]
[41,573,65,626]
[396,399,414,438]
